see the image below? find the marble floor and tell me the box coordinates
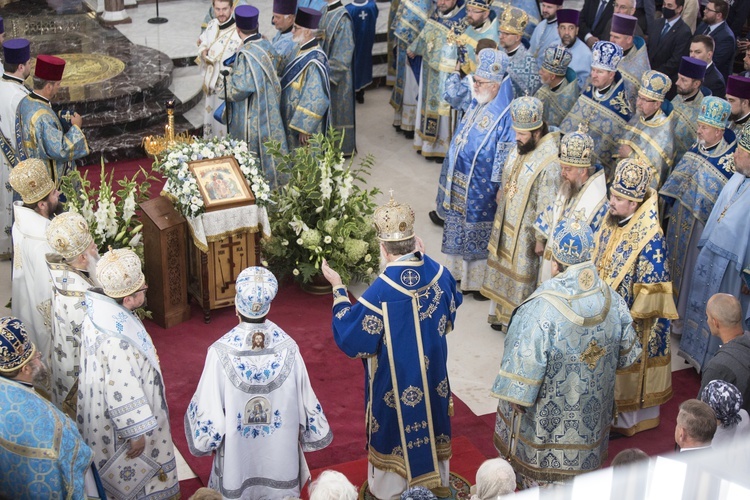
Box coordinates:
[0,0,680,483]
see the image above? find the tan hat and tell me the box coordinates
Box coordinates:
[96,248,145,298]
[46,212,94,260]
[9,158,54,204]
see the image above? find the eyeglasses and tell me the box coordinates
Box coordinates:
[473,79,494,86]
[704,7,717,13]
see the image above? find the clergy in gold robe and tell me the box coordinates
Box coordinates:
[533,125,608,284]
[618,70,676,189]
[592,158,678,436]
[480,96,561,330]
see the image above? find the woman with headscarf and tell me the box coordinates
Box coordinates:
[699,380,750,448]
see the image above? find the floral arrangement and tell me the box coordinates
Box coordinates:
[60,158,155,260]
[263,130,381,285]
[152,137,270,218]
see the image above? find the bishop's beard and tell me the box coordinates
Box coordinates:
[560,178,582,202]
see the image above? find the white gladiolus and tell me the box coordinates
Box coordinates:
[122,192,136,223]
[129,232,142,247]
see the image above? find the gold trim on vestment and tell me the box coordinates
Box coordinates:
[611,415,660,436]
[0,380,63,460]
[494,369,543,388]
[631,282,679,319]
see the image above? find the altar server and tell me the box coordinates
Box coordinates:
[346,0,378,104]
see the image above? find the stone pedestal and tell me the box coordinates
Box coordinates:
[100,0,131,25]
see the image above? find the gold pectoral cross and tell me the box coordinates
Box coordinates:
[504,181,518,199]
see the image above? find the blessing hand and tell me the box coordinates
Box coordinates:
[321,259,343,286]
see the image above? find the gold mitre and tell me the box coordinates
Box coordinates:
[46,212,94,260]
[96,247,145,298]
[9,158,55,205]
[373,193,415,242]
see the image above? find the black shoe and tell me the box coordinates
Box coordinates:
[433,157,444,164]
[428,210,444,227]
[403,130,415,140]
[490,323,505,332]
[472,291,490,301]
[356,90,365,104]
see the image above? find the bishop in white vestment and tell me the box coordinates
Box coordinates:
[78,249,179,500]
[9,159,58,391]
[186,267,332,499]
[45,212,98,416]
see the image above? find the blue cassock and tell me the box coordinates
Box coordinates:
[298,0,327,12]
[437,77,516,260]
[331,252,463,488]
[679,173,750,371]
[528,19,561,67]
[280,40,331,149]
[346,0,379,92]
[0,376,95,498]
[321,2,357,154]
[225,34,290,188]
[15,92,89,186]
[272,30,298,77]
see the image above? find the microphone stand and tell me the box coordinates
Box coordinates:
[148,0,168,24]
[221,69,231,127]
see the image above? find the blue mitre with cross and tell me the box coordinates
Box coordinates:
[552,218,594,266]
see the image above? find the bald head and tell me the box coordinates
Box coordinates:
[706,293,742,327]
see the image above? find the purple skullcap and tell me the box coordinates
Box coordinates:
[678,56,707,81]
[295,6,322,30]
[273,0,297,15]
[726,75,750,100]
[557,9,579,26]
[611,14,637,36]
[235,5,259,31]
[3,38,31,65]
[541,0,564,5]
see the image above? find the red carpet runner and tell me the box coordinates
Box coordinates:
[96,158,701,496]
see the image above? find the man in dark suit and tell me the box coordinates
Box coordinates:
[690,35,726,98]
[579,0,615,48]
[647,0,692,86]
[695,0,735,80]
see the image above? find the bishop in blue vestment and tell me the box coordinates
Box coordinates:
[322,196,463,499]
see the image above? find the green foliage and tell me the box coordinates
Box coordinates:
[262,129,381,284]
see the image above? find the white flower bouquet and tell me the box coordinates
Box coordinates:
[153,137,270,218]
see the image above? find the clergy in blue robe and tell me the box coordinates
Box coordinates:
[346,0,378,97]
[409,0,466,159]
[297,0,327,11]
[534,45,579,127]
[386,0,400,86]
[557,9,592,90]
[225,6,289,188]
[593,158,678,436]
[456,0,499,75]
[280,8,330,149]
[492,219,641,488]
[678,123,750,372]
[618,70,676,189]
[321,0,356,154]
[500,7,541,97]
[561,41,632,180]
[390,0,431,132]
[660,97,736,336]
[528,0,562,67]
[321,196,463,499]
[16,55,89,186]
[0,317,98,499]
[439,50,516,293]
[271,0,299,77]
[609,14,650,107]
[670,57,709,163]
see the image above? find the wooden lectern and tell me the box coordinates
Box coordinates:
[141,196,191,328]
[188,231,259,323]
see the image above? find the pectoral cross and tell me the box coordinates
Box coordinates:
[359,11,368,20]
[505,181,518,199]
